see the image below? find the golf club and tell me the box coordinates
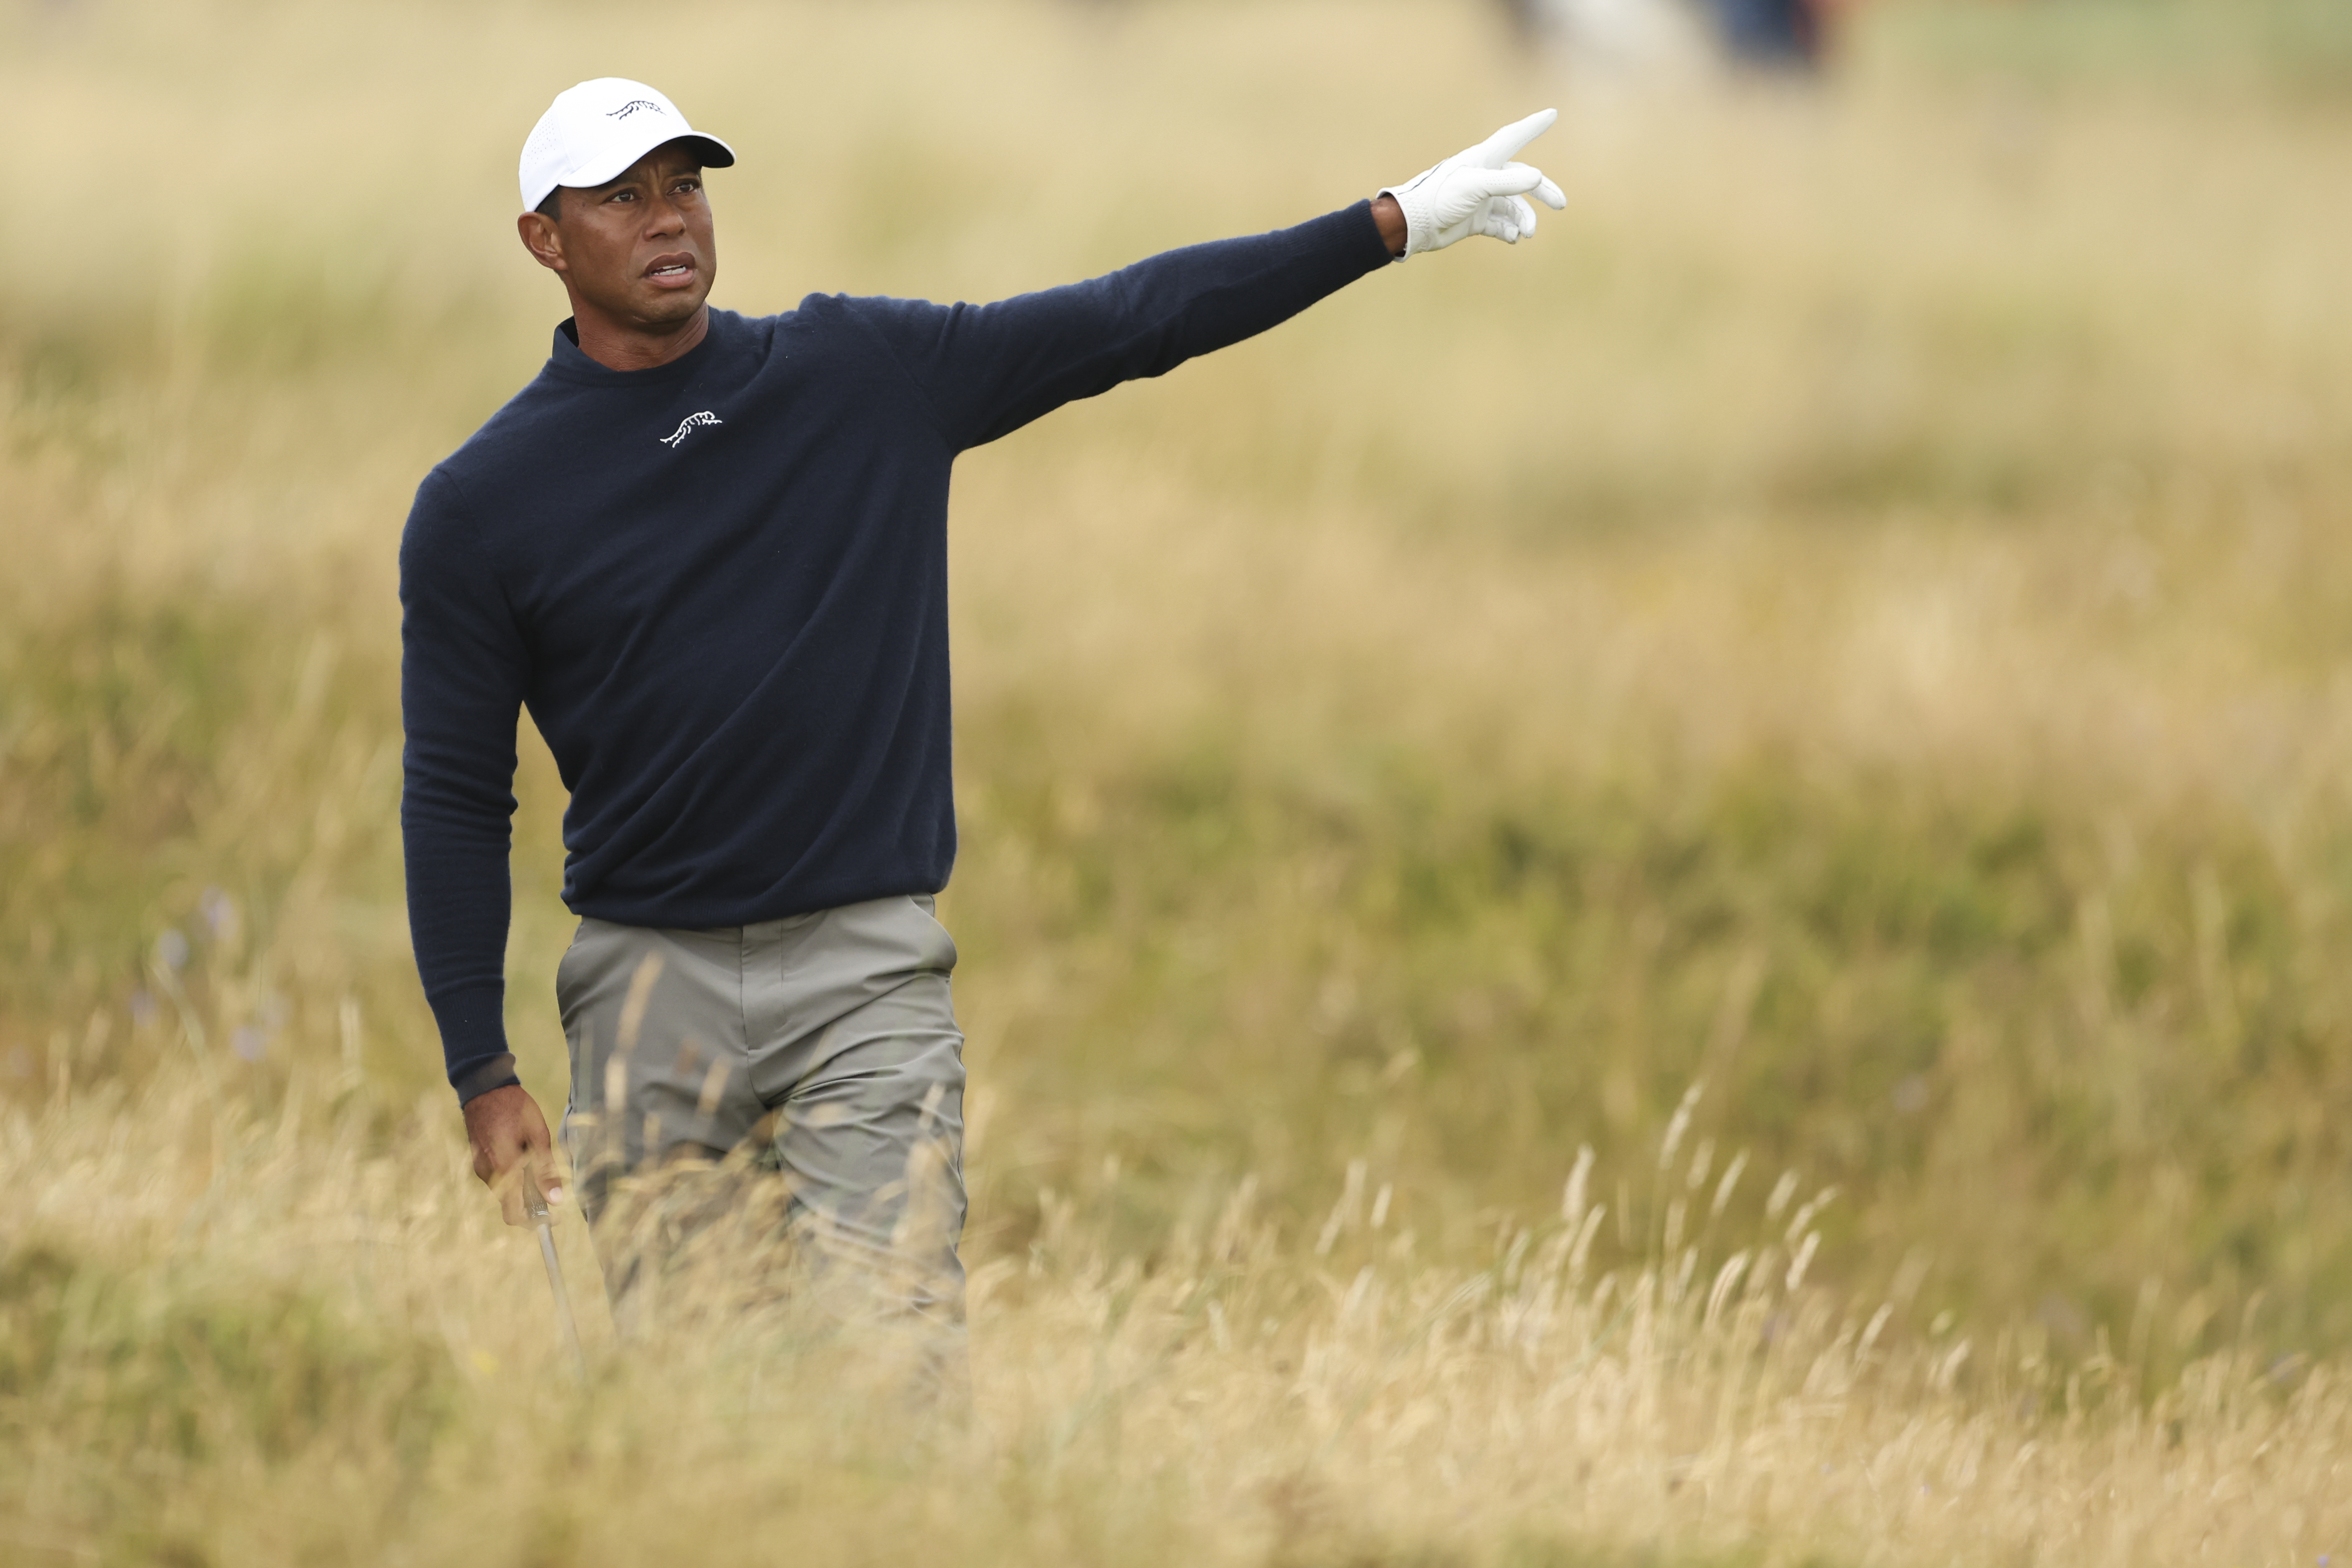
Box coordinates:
[524,1178,588,1384]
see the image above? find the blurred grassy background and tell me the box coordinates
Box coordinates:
[5,0,2352,1371]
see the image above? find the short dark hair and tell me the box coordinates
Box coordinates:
[534,187,562,221]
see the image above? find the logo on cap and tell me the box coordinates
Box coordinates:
[607,99,665,120]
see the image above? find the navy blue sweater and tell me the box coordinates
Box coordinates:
[400,201,1394,1098]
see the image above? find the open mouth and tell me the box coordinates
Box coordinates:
[645,254,698,287]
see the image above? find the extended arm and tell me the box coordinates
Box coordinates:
[857,202,1395,451]
[857,111,1563,452]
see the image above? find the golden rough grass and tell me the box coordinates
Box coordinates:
[6,0,2352,1561]
[6,1067,2350,1566]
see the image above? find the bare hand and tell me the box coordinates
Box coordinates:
[462,1083,566,1226]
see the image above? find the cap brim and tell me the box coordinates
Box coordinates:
[556,131,736,194]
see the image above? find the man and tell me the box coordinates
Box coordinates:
[400,78,1565,1317]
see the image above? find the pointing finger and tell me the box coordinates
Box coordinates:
[1472,107,1560,169]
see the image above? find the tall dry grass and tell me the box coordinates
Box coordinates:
[5,0,2352,1561]
[8,1060,2350,1567]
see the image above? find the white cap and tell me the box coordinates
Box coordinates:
[518,78,736,214]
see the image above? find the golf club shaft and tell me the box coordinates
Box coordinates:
[535,1216,588,1383]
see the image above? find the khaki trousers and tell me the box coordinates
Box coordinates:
[554,894,966,1319]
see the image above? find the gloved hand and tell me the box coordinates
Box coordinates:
[1380,109,1568,260]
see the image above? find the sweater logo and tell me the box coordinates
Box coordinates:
[660,411,723,449]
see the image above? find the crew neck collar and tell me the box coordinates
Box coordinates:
[544,311,727,386]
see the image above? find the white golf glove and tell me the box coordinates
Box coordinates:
[1380,109,1568,260]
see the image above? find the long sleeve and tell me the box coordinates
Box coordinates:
[399,469,530,1102]
[850,201,1394,452]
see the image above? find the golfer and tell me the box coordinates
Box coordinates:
[401,78,1566,1317]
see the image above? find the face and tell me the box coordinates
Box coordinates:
[517,140,716,332]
